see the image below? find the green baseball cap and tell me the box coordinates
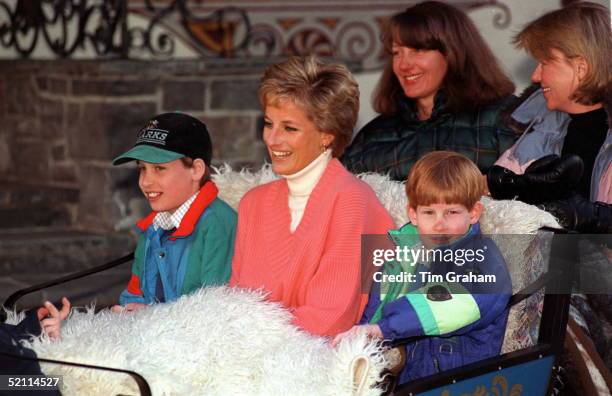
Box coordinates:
[113,112,212,166]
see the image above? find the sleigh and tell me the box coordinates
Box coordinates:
[1,166,579,395]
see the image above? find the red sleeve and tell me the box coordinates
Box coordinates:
[126,274,143,295]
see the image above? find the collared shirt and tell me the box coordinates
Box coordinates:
[153,192,199,231]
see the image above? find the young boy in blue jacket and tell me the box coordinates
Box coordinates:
[111,113,237,312]
[333,151,512,384]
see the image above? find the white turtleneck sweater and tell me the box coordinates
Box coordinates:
[283,149,332,232]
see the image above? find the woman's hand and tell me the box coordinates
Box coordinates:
[331,324,383,347]
[487,154,584,204]
[111,303,147,313]
[38,297,71,341]
[540,194,612,233]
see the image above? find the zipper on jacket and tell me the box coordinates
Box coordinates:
[410,341,419,361]
[433,357,441,373]
[142,237,151,300]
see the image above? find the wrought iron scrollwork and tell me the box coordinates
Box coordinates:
[490,2,511,29]
[0,0,251,59]
[461,0,512,29]
[0,0,128,58]
[0,0,511,65]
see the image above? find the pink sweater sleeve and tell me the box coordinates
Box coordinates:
[292,193,394,336]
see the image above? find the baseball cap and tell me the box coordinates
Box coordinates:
[112,112,213,166]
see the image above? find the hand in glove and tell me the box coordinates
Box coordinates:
[540,194,612,233]
[487,154,584,204]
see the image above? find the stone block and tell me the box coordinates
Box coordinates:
[0,205,71,229]
[36,76,48,91]
[162,80,206,111]
[38,98,64,138]
[51,144,66,161]
[4,115,38,138]
[6,77,36,116]
[0,185,7,206]
[65,102,81,136]
[48,77,68,95]
[0,230,135,274]
[12,140,50,181]
[77,165,117,231]
[0,78,6,116]
[77,165,144,232]
[96,59,273,77]
[72,79,157,96]
[201,115,266,166]
[0,134,9,176]
[210,79,260,111]
[50,163,78,184]
[0,182,79,206]
[67,102,156,161]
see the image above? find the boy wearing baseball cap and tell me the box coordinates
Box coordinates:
[111,112,236,312]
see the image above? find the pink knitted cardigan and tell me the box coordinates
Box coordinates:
[229,159,395,336]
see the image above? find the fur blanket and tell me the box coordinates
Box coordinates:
[18,287,387,396]
[14,165,560,395]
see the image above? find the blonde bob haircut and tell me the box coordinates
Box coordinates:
[258,56,359,157]
[406,151,484,210]
[514,2,611,105]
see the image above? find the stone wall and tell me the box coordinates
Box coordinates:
[0,59,279,232]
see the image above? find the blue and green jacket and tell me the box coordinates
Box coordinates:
[119,181,236,305]
[362,222,511,384]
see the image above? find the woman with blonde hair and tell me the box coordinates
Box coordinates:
[229,56,395,337]
[487,1,611,233]
[342,1,516,181]
[486,3,611,384]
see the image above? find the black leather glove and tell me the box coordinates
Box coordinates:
[487,154,584,204]
[540,194,612,233]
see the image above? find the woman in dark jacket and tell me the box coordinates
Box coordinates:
[341,1,516,181]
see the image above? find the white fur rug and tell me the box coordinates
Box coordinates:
[15,165,560,395]
[20,287,387,396]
